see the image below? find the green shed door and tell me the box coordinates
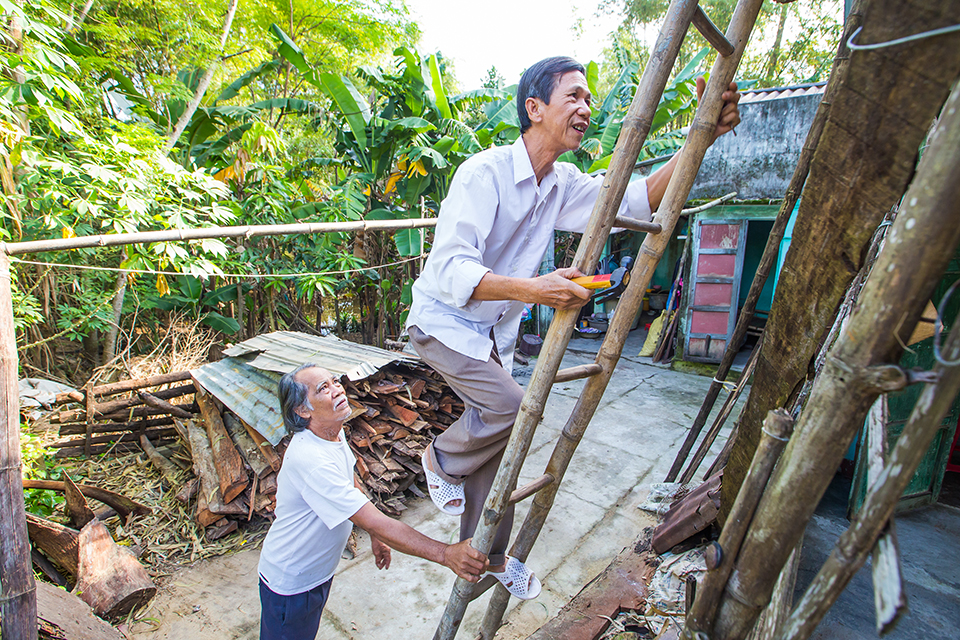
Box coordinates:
[849,253,960,515]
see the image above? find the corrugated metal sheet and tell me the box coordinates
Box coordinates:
[221,331,420,380]
[191,332,422,445]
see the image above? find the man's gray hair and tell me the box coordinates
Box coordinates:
[517,56,586,134]
[278,363,318,434]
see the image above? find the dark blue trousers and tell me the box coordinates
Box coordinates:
[259,576,332,640]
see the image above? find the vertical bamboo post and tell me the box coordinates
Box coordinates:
[475,1,766,637]
[711,74,960,640]
[665,0,864,482]
[0,247,38,640]
[684,409,793,637]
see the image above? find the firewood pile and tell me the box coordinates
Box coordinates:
[47,361,464,538]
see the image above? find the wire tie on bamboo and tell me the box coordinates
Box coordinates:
[712,377,737,391]
[0,583,37,604]
[761,426,791,442]
[847,24,960,51]
[933,279,960,366]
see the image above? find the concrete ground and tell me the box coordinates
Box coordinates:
[127,325,960,640]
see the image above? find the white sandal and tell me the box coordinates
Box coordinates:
[421,450,465,516]
[486,555,542,600]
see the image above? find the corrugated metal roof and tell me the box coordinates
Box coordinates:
[220,331,420,380]
[191,332,422,445]
[739,82,827,104]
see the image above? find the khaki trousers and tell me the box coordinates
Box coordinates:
[408,325,524,566]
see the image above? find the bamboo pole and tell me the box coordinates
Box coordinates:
[0,248,37,640]
[475,2,766,637]
[663,0,863,482]
[3,218,438,256]
[711,72,960,640]
[683,409,793,637]
[679,336,761,484]
[864,397,907,635]
[774,316,960,640]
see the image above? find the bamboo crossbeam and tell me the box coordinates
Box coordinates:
[475,2,765,638]
[683,409,793,637]
[776,314,960,640]
[508,474,554,505]
[554,364,603,383]
[711,70,960,640]
[692,5,735,56]
[2,218,439,256]
[85,371,193,399]
[663,3,861,483]
[613,216,662,234]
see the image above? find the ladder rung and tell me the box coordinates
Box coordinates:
[509,473,555,505]
[554,364,603,384]
[466,574,499,603]
[614,215,662,235]
[692,6,734,56]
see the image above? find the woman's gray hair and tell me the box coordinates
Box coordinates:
[278,363,318,434]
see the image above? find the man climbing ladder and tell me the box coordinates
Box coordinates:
[406,55,740,600]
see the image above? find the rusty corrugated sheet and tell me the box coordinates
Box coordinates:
[191,332,421,445]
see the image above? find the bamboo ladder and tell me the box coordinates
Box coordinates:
[433,1,767,639]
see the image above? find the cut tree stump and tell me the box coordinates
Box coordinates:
[37,581,126,640]
[73,519,156,619]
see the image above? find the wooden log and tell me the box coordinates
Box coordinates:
[140,433,182,485]
[32,548,69,588]
[84,381,95,459]
[58,416,174,436]
[195,489,222,527]
[195,389,247,503]
[62,473,96,529]
[51,427,178,449]
[85,370,192,400]
[22,480,150,520]
[138,390,195,418]
[25,513,79,576]
[185,420,248,517]
[242,418,281,473]
[714,40,960,640]
[73,519,156,619]
[98,402,199,422]
[53,385,195,424]
[205,518,238,541]
[224,412,272,478]
[55,438,177,459]
[36,581,127,640]
[175,477,199,504]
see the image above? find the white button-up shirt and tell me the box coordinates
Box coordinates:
[407,136,652,368]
